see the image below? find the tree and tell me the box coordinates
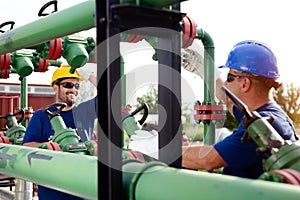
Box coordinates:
[273,83,300,126]
[135,84,158,114]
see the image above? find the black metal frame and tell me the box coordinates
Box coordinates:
[96,1,183,199]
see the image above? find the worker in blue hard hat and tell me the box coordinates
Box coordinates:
[182,40,297,179]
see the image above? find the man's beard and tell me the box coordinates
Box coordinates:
[65,94,76,107]
[58,90,76,107]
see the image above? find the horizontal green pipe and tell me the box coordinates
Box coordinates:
[0,0,95,54]
[0,143,97,199]
[120,0,187,8]
[2,143,300,200]
[123,161,300,200]
[0,0,189,55]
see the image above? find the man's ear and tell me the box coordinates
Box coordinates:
[241,77,251,92]
[52,84,59,94]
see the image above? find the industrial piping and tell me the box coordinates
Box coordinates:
[0,143,97,199]
[1,142,300,200]
[0,0,95,54]
[0,0,187,55]
[123,160,300,200]
[195,28,217,145]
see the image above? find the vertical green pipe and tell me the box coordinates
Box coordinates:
[123,160,300,200]
[0,0,95,54]
[196,29,216,145]
[20,77,27,127]
[17,76,33,200]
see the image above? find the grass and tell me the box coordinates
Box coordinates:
[183,123,204,142]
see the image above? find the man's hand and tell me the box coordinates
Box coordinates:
[76,66,97,87]
[77,67,93,81]
[181,48,221,80]
[182,49,204,77]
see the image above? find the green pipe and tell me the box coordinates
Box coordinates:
[18,66,33,200]
[12,54,34,77]
[196,28,216,145]
[62,42,89,70]
[20,77,27,127]
[263,141,300,171]
[0,143,97,199]
[0,0,187,55]
[123,160,300,200]
[1,143,300,200]
[0,0,95,54]
[46,116,82,153]
[120,0,187,8]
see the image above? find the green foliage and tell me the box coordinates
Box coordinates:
[136,84,158,114]
[223,110,238,131]
[273,83,300,126]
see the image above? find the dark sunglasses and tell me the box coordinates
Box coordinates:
[226,73,253,83]
[57,82,80,89]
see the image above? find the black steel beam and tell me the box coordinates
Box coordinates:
[96,0,123,200]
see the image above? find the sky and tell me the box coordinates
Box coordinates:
[0,0,300,102]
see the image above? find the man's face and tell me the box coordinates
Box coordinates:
[224,69,245,108]
[55,78,80,107]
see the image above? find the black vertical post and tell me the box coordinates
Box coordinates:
[96,0,123,199]
[158,32,182,168]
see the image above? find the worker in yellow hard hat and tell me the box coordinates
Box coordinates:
[50,65,85,108]
[22,64,97,200]
[50,65,83,86]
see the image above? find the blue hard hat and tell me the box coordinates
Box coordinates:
[219,40,279,78]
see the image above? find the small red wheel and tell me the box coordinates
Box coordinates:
[271,169,300,185]
[182,16,196,48]
[52,38,62,60]
[0,54,10,70]
[37,58,49,72]
[3,54,10,70]
[44,142,61,151]
[0,70,9,78]
[47,38,62,60]
[90,140,98,157]
[127,150,146,163]
[282,169,300,185]
[0,136,10,144]
[0,54,4,69]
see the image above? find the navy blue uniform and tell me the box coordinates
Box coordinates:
[214,102,296,179]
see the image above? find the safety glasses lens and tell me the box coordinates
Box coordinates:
[60,82,80,89]
[226,73,239,83]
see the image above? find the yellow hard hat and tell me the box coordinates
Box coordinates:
[50,65,82,86]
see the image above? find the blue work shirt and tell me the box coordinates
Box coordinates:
[214,102,296,179]
[22,97,97,200]
[23,97,97,143]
